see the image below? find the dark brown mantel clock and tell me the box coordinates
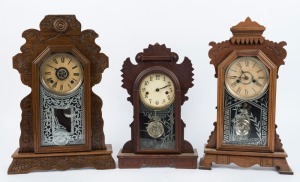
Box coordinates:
[199,17,293,174]
[8,15,115,174]
[117,43,198,168]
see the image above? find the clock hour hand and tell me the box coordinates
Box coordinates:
[228,76,237,79]
[46,64,58,70]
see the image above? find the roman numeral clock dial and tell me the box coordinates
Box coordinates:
[40,53,83,95]
[225,57,269,100]
[139,73,175,109]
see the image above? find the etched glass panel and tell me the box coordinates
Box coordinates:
[139,102,176,150]
[223,89,268,146]
[40,86,85,146]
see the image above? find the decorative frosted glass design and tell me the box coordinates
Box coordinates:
[40,86,85,146]
[139,102,175,149]
[223,89,268,146]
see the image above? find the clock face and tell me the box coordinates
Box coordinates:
[139,73,175,110]
[40,53,83,95]
[225,57,269,100]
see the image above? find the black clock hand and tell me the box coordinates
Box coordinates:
[238,69,249,80]
[159,84,171,89]
[46,64,58,70]
[155,84,171,92]
[227,76,237,79]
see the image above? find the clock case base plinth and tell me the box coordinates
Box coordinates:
[199,146,293,175]
[8,144,115,174]
[118,149,198,169]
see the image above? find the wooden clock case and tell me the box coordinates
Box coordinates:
[8,15,115,174]
[199,17,293,174]
[118,43,198,168]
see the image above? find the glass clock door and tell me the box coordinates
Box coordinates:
[139,102,176,150]
[223,89,268,146]
[40,86,85,146]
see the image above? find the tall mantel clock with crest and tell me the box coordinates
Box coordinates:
[118,43,198,168]
[8,15,115,174]
[199,17,293,174]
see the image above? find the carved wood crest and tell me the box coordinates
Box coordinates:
[209,17,287,78]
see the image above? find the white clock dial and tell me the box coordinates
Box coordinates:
[225,57,269,100]
[139,73,175,109]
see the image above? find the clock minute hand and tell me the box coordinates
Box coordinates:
[155,84,171,92]
[159,84,171,90]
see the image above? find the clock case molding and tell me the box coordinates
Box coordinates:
[118,43,198,168]
[8,15,115,174]
[199,17,293,174]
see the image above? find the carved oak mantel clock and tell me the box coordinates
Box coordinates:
[118,43,198,168]
[199,17,293,174]
[8,15,115,174]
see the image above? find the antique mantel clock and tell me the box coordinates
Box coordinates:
[8,15,115,174]
[199,17,293,174]
[118,43,198,168]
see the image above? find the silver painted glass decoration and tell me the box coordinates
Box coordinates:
[223,89,268,146]
[40,85,85,146]
[139,102,175,149]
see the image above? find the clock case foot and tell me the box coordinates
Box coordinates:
[118,149,198,169]
[8,144,115,174]
[199,145,293,175]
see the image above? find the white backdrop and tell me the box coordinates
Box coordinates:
[0,0,299,181]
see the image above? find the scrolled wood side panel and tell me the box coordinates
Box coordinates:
[121,141,134,153]
[181,140,194,153]
[206,122,217,148]
[91,92,106,150]
[19,93,34,153]
[274,125,284,152]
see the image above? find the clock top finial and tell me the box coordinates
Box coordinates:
[245,17,252,21]
[230,17,265,45]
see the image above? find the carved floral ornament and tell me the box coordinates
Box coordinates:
[53,18,69,33]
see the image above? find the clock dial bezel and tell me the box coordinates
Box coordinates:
[138,72,175,110]
[40,53,84,96]
[224,56,270,101]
